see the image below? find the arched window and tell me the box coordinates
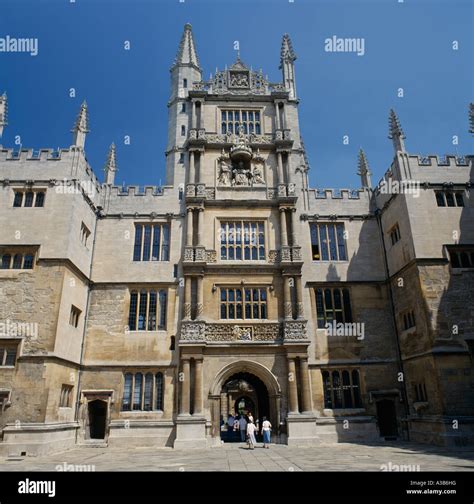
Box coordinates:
[352,370,362,407]
[12,254,22,269]
[1,254,11,269]
[24,192,34,207]
[23,254,34,269]
[169,336,175,351]
[181,125,186,136]
[133,373,143,410]
[35,192,45,207]
[332,370,342,408]
[342,370,352,407]
[144,373,153,411]
[13,192,23,207]
[322,370,332,408]
[155,372,164,410]
[158,290,167,329]
[122,373,133,411]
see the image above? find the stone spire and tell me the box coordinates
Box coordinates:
[388,108,406,152]
[0,92,8,140]
[172,23,201,70]
[357,148,372,189]
[279,34,297,99]
[71,100,90,149]
[469,102,474,134]
[104,143,118,185]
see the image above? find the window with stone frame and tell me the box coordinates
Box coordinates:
[447,245,474,269]
[69,305,81,328]
[389,224,401,246]
[133,223,170,262]
[128,289,167,331]
[0,251,35,270]
[220,109,262,135]
[220,287,267,320]
[0,345,18,367]
[414,382,428,402]
[435,190,465,207]
[219,221,265,261]
[402,310,416,331]
[309,223,347,261]
[80,222,91,247]
[59,384,74,408]
[121,372,164,411]
[13,190,45,208]
[314,287,353,329]
[322,369,362,409]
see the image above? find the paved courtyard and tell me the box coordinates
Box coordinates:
[2,441,474,472]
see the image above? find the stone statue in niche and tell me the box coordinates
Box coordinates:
[252,164,265,184]
[218,159,232,186]
[233,161,250,186]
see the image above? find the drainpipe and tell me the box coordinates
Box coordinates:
[73,197,101,442]
[375,208,411,441]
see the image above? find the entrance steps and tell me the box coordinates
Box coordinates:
[78,440,108,448]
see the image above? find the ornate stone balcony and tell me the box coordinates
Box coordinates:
[180,320,308,345]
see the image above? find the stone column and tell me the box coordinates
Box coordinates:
[184,276,191,319]
[197,207,204,246]
[295,276,304,319]
[186,208,193,247]
[197,151,204,184]
[290,208,297,245]
[196,275,203,320]
[193,358,203,415]
[179,358,191,415]
[287,357,299,414]
[189,151,195,185]
[275,101,281,130]
[277,151,284,185]
[299,357,312,414]
[191,101,196,129]
[284,276,292,320]
[279,208,288,247]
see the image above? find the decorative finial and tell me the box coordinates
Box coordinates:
[104,143,118,185]
[0,92,8,140]
[280,33,297,65]
[388,108,406,152]
[71,100,90,149]
[357,148,372,189]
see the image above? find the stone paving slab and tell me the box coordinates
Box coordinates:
[1,441,473,472]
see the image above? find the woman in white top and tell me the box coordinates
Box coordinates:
[261,416,272,448]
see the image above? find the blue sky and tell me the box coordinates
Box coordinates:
[0,0,472,189]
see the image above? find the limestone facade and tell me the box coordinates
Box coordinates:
[0,24,472,455]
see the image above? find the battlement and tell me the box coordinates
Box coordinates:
[409,154,472,168]
[0,147,102,188]
[310,188,366,200]
[108,185,175,197]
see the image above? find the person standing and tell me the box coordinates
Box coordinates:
[238,414,247,442]
[261,416,272,448]
[227,414,235,442]
[247,420,257,450]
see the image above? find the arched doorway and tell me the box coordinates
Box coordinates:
[209,360,281,444]
[221,372,270,442]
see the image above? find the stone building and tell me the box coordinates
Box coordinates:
[0,25,472,456]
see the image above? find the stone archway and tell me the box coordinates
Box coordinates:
[209,360,282,443]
